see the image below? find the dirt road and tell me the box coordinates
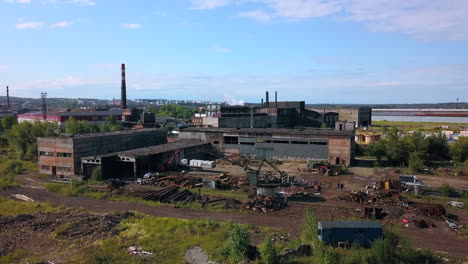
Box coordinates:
[2,187,305,235]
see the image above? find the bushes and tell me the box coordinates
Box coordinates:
[0,160,24,175]
[0,175,19,190]
[91,166,103,181]
[441,183,458,197]
[408,152,424,173]
[301,209,319,247]
[221,224,251,263]
[260,236,278,264]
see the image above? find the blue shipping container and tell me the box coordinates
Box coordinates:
[318,221,383,248]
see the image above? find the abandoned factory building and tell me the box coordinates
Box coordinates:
[81,141,212,179]
[37,128,167,176]
[179,127,355,165]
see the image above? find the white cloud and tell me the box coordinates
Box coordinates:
[238,10,272,23]
[51,21,74,28]
[211,44,231,52]
[15,21,43,29]
[190,0,231,10]
[5,0,31,3]
[0,64,9,70]
[121,23,141,29]
[66,0,95,6]
[193,0,468,41]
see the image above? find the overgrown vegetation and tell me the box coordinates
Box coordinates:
[75,215,247,264]
[0,196,60,215]
[290,210,440,264]
[0,175,19,190]
[220,224,251,263]
[366,128,453,170]
[260,236,279,264]
[5,120,61,160]
[148,104,199,119]
[44,180,108,199]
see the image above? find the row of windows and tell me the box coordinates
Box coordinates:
[222,136,328,146]
[39,152,72,158]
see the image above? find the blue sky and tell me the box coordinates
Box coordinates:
[1,0,468,104]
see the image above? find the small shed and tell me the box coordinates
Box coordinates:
[318,221,383,248]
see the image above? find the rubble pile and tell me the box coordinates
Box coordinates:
[216,154,251,166]
[243,195,287,213]
[408,202,446,217]
[339,191,400,206]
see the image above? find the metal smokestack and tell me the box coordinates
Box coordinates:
[121,64,127,109]
[275,91,277,107]
[6,86,10,108]
[261,98,264,107]
[266,91,269,108]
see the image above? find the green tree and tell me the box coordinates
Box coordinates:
[426,133,450,161]
[221,225,251,264]
[64,117,99,134]
[0,115,17,132]
[367,140,386,162]
[408,152,424,173]
[301,209,319,247]
[6,120,62,160]
[152,104,196,119]
[451,137,468,163]
[370,232,399,264]
[100,116,123,132]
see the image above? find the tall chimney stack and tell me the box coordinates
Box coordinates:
[6,86,10,108]
[121,63,127,109]
[266,91,269,108]
[261,98,264,107]
[275,91,277,107]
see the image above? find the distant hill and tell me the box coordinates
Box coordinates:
[1,96,467,110]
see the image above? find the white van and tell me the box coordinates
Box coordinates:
[399,175,424,186]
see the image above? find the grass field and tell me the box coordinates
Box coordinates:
[372,121,468,132]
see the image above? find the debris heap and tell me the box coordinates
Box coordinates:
[243,195,287,213]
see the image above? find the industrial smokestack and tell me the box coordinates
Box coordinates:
[6,86,10,108]
[266,91,269,108]
[275,91,277,107]
[121,64,127,109]
[261,98,264,107]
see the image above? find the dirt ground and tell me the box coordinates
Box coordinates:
[4,164,468,259]
[0,210,131,262]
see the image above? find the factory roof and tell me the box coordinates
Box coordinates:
[116,140,208,158]
[181,127,354,136]
[319,221,382,229]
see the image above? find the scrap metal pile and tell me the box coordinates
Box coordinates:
[243,195,287,213]
[217,173,250,190]
[143,175,203,188]
[339,190,401,206]
[144,186,200,204]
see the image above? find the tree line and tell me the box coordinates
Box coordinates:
[363,127,468,171]
[0,115,123,161]
[147,104,200,119]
